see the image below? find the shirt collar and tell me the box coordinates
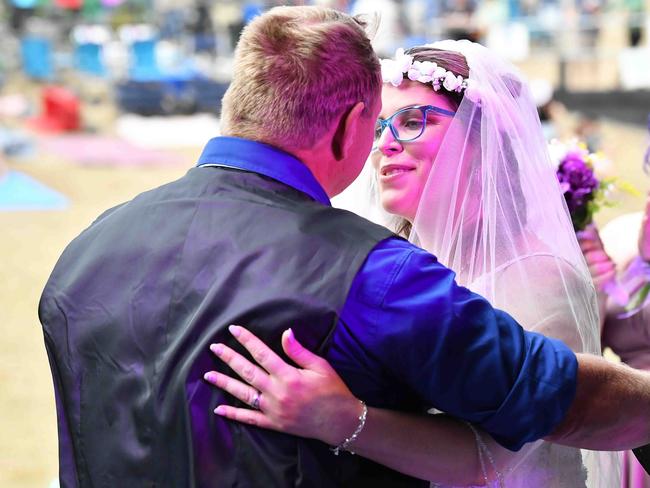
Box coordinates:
[196,136,331,206]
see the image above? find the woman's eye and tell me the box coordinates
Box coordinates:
[403,119,424,130]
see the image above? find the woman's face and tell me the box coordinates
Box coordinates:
[371,81,457,222]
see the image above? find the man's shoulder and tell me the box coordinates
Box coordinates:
[361,237,444,281]
[88,171,201,226]
[351,237,450,308]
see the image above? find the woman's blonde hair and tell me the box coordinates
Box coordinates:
[220,6,381,150]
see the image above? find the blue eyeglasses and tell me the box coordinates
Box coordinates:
[374,105,456,146]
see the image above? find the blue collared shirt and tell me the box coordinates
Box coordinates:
[198,137,578,451]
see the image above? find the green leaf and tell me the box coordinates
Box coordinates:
[626,284,650,312]
[617,180,642,198]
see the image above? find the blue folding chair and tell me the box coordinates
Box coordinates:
[20,37,54,80]
[129,39,162,82]
[74,42,106,76]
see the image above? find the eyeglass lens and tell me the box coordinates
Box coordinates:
[374,107,426,142]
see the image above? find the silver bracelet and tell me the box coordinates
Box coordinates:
[331,400,368,456]
[464,421,505,488]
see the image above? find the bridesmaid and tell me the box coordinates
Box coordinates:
[580,192,650,488]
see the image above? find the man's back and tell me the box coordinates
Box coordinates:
[39,166,417,487]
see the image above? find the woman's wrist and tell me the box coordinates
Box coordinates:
[326,397,367,450]
[331,400,367,455]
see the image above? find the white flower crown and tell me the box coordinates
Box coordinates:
[380,48,478,102]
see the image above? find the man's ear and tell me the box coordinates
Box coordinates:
[331,102,366,161]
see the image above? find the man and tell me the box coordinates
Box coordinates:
[39,6,650,488]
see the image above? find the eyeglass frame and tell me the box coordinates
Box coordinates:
[373,104,456,149]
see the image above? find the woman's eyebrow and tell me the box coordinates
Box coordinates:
[378,104,421,119]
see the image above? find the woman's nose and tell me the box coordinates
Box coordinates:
[376,125,403,156]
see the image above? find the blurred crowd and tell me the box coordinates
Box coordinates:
[0,0,648,75]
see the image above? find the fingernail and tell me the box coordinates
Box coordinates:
[210,344,224,356]
[229,325,241,337]
[204,372,217,382]
[286,328,295,341]
[214,406,226,415]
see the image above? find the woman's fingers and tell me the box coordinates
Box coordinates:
[281,328,331,372]
[640,197,650,260]
[228,325,290,376]
[210,343,270,392]
[589,259,615,275]
[584,248,610,263]
[579,240,597,254]
[204,371,265,410]
[213,405,276,430]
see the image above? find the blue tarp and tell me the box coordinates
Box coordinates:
[0,171,68,211]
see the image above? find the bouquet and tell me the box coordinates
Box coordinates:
[549,141,616,232]
[550,140,638,306]
[549,140,635,231]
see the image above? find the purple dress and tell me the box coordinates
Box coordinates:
[603,256,650,488]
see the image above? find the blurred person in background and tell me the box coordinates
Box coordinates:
[577,0,604,50]
[351,0,402,55]
[530,78,562,141]
[579,195,650,488]
[188,0,216,54]
[441,0,479,41]
[578,126,650,487]
[625,0,645,47]
[576,114,603,153]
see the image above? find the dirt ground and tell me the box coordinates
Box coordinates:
[1,108,648,487]
[0,148,191,487]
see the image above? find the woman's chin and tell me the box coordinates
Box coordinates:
[380,195,412,221]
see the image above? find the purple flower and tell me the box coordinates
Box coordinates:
[556,153,599,230]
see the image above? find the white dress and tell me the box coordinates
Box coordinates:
[435,252,608,488]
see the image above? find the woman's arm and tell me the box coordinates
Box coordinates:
[205,325,503,485]
[577,225,618,332]
[346,408,497,485]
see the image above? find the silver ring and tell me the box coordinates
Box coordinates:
[251,391,261,410]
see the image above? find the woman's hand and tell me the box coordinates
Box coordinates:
[639,193,650,262]
[205,326,502,485]
[577,224,617,292]
[204,325,363,447]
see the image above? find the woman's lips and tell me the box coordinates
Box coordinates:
[380,164,415,180]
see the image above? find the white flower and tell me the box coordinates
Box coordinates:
[443,71,461,91]
[547,139,568,168]
[591,152,616,179]
[432,66,447,80]
[394,48,413,73]
[455,75,464,91]
[407,68,420,81]
[418,61,437,76]
[381,59,404,87]
[407,61,435,84]
[381,47,475,96]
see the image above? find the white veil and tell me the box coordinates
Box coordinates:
[334,39,620,487]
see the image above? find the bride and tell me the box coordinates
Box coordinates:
[205,40,620,486]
